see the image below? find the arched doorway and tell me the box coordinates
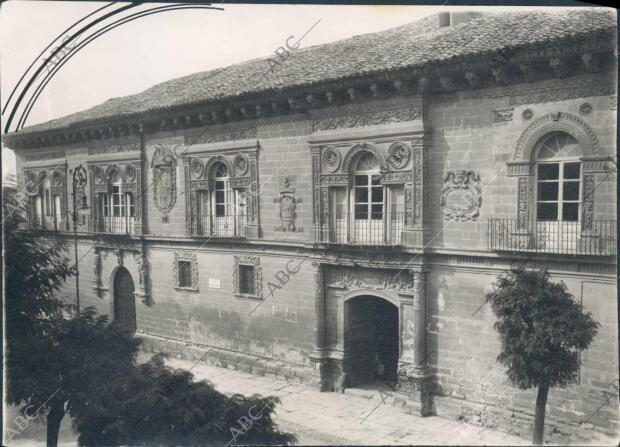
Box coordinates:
[344,295,399,388]
[113,267,136,333]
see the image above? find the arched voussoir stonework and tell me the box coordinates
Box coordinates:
[104,164,125,184]
[342,289,400,309]
[204,155,234,179]
[341,142,387,173]
[513,112,600,162]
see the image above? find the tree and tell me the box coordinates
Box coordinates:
[4,188,140,447]
[487,268,599,445]
[72,355,297,446]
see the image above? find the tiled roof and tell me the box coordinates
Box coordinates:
[17,9,616,134]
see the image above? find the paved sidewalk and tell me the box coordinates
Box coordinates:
[164,356,529,446]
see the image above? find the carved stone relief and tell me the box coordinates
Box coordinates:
[387,142,411,169]
[152,145,178,223]
[273,175,303,232]
[312,106,420,132]
[327,267,415,294]
[440,170,482,221]
[493,107,514,122]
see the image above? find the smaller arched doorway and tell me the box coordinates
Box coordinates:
[344,295,399,388]
[113,267,136,333]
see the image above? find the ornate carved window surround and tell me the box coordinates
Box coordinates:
[87,158,144,236]
[494,111,615,254]
[23,163,69,231]
[173,251,199,292]
[309,123,430,248]
[182,139,260,239]
[233,255,262,300]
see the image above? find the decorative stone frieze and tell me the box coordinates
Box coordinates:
[492,107,514,122]
[312,106,420,132]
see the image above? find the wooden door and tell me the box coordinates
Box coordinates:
[114,267,136,333]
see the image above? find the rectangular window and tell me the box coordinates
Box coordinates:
[536,162,581,222]
[239,265,255,295]
[178,261,192,288]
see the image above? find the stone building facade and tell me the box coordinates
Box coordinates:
[6,9,618,442]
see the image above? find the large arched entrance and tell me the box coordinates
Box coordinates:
[344,295,399,388]
[113,267,136,333]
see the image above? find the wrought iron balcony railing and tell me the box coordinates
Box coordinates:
[488,219,616,256]
[27,213,70,232]
[190,214,247,238]
[89,217,136,236]
[316,211,405,246]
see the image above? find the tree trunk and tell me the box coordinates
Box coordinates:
[46,399,65,447]
[533,384,549,445]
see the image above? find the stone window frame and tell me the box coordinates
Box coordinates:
[183,142,260,239]
[233,255,262,300]
[173,251,199,292]
[506,111,611,233]
[23,164,69,231]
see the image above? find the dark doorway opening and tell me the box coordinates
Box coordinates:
[113,267,136,333]
[344,295,399,388]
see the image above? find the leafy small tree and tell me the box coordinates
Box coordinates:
[72,355,297,446]
[487,268,599,445]
[4,188,140,447]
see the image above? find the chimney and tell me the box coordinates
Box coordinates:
[438,11,483,28]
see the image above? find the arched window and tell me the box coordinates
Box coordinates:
[193,161,246,237]
[97,169,135,234]
[330,150,403,245]
[535,132,581,222]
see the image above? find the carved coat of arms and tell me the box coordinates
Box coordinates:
[152,145,177,222]
[441,170,482,221]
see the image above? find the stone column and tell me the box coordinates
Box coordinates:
[309,261,330,390]
[413,270,430,377]
[396,269,433,416]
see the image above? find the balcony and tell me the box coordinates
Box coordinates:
[89,217,136,236]
[27,213,70,232]
[488,219,616,256]
[190,214,247,238]
[316,211,405,246]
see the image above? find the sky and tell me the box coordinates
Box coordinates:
[0,2,575,182]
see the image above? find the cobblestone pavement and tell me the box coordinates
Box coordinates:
[164,357,529,446]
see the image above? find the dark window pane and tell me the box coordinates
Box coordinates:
[562,203,579,221]
[355,175,367,186]
[215,190,225,203]
[215,181,225,189]
[216,205,225,217]
[371,204,383,219]
[537,182,558,201]
[178,261,192,288]
[239,265,255,294]
[563,182,580,201]
[371,186,383,202]
[354,204,368,219]
[537,203,558,221]
[538,164,559,180]
[371,175,381,185]
[355,187,368,203]
[563,162,580,179]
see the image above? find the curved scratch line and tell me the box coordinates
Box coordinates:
[2,2,117,115]
[4,2,138,134]
[17,4,223,132]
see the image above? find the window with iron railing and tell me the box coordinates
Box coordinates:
[316,152,405,246]
[191,163,247,238]
[90,171,135,235]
